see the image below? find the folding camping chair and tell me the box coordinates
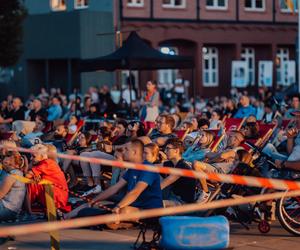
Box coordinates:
[224,117,246,131]
[174,129,189,141]
[66,120,85,145]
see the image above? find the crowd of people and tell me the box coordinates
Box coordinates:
[0,81,300,232]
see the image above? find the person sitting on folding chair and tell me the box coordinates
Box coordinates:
[161,138,197,207]
[148,114,177,146]
[193,131,244,202]
[194,131,244,174]
[182,130,214,163]
[65,139,163,229]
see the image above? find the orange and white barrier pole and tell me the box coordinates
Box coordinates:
[0,189,298,237]
[4,145,300,191]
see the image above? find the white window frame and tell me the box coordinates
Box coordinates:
[276,48,290,86]
[244,0,265,12]
[241,48,255,86]
[50,0,66,11]
[74,0,89,9]
[206,0,228,10]
[162,0,186,9]
[126,0,144,7]
[158,47,179,86]
[202,47,219,87]
[279,0,298,13]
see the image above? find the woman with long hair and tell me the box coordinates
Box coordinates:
[182,130,214,163]
[141,81,160,128]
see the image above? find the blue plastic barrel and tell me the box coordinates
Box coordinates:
[159,216,229,250]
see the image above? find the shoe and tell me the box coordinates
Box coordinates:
[196,191,211,204]
[81,185,102,197]
[73,184,94,193]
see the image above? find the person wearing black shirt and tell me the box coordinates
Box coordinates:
[28,99,47,121]
[0,98,26,124]
[161,138,196,206]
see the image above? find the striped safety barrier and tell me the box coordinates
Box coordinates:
[4,145,300,191]
[0,189,299,237]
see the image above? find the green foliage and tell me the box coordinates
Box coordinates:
[0,0,27,67]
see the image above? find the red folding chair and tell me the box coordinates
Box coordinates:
[256,123,277,148]
[224,117,246,131]
[281,119,292,130]
[209,134,225,152]
[174,130,189,141]
[0,132,14,140]
[66,120,85,145]
[43,122,53,133]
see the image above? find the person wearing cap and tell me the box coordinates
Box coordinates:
[26,144,70,213]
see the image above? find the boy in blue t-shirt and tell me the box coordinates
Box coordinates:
[68,139,163,227]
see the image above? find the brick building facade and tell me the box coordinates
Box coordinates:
[117,0,298,96]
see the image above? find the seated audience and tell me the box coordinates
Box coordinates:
[26,144,70,212]
[0,152,26,221]
[161,139,196,206]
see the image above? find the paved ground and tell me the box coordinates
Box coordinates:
[1,221,300,250]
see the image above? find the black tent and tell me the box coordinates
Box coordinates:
[79,31,194,72]
[79,31,195,117]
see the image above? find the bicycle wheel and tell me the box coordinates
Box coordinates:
[276,195,300,236]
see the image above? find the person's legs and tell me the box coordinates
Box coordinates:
[106,206,140,230]
[0,202,17,221]
[163,193,184,208]
[80,152,93,186]
[193,161,217,192]
[62,158,73,172]
[262,143,288,161]
[90,151,115,186]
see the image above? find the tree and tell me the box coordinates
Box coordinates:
[0,0,27,68]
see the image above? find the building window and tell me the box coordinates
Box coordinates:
[127,0,144,7]
[158,47,178,85]
[241,48,255,86]
[279,0,298,12]
[276,48,290,85]
[245,0,265,11]
[74,0,88,9]
[206,0,228,10]
[50,0,66,11]
[162,0,186,8]
[203,47,218,87]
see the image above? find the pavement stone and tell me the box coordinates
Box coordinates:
[1,222,300,250]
